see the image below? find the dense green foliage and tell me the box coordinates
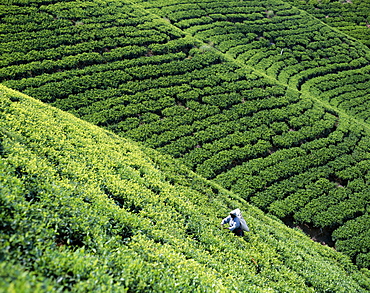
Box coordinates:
[1,0,370,271]
[285,0,370,48]
[1,85,370,292]
[136,0,370,120]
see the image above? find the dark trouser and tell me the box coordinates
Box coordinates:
[233,228,244,237]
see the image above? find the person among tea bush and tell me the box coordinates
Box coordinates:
[221,210,244,236]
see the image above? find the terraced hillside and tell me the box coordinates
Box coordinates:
[285,0,370,49]
[1,0,370,269]
[136,0,370,120]
[1,85,370,292]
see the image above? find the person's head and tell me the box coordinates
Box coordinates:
[230,212,236,218]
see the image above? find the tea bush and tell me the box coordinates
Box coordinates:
[1,0,370,269]
[1,85,370,292]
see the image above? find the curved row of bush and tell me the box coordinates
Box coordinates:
[284,0,370,48]
[1,0,370,268]
[138,0,370,122]
[333,214,370,269]
[2,86,370,291]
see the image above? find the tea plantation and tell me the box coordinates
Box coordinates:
[285,0,370,49]
[1,0,370,288]
[1,85,370,292]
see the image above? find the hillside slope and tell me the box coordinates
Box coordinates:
[284,0,370,48]
[1,0,370,268]
[1,85,370,292]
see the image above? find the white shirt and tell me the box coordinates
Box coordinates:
[221,215,241,231]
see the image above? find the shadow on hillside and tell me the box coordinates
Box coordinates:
[282,215,336,248]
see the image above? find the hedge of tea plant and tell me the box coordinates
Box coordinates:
[1,0,370,269]
[1,85,370,292]
[136,0,370,121]
[284,0,370,49]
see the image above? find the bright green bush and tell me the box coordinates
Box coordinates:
[1,0,370,271]
[1,86,370,292]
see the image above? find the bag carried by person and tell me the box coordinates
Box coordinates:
[230,208,250,232]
